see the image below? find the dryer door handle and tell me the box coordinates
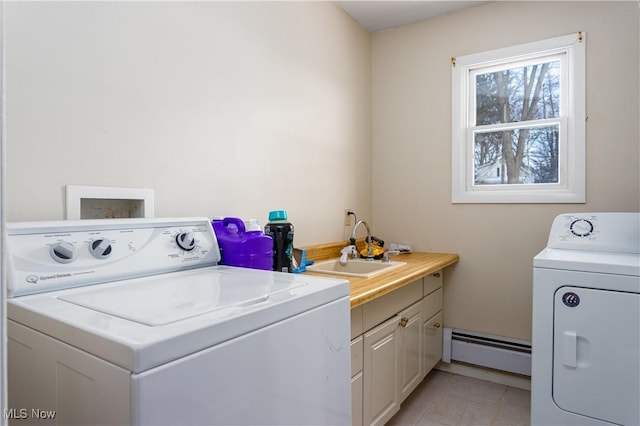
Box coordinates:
[563,330,578,368]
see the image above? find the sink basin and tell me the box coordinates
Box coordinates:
[305,258,406,278]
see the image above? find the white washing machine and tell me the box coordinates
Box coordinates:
[532,212,640,426]
[6,217,351,425]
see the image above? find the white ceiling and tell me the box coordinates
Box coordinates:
[336,1,489,33]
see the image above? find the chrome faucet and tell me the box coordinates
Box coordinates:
[350,220,374,260]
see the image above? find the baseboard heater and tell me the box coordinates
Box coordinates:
[442,328,531,376]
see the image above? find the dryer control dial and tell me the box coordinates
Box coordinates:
[89,238,113,259]
[570,219,594,237]
[175,232,196,251]
[50,241,78,264]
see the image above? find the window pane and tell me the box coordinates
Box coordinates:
[475,59,561,125]
[474,125,559,185]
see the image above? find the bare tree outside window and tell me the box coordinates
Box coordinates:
[473,59,561,185]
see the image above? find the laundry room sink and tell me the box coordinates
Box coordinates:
[306,259,406,278]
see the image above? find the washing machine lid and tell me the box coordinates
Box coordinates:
[58,268,305,326]
[7,266,349,373]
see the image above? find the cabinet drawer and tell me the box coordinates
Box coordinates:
[363,279,422,332]
[423,287,442,320]
[351,305,363,340]
[351,335,363,377]
[423,270,443,296]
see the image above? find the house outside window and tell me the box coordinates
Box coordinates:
[451,33,586,203]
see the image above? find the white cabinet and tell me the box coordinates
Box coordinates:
[352,372,363,425]
[351,271,444,426]
[423,271,442,297]
[363,315,401,426]
[422,272,443,376]
[422,289,442,375]
[423,310,443,374]
[351,335,364,426]
[398,300,423,402]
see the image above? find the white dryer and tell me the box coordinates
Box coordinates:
[532,212,640,425]
[6,218,351,425]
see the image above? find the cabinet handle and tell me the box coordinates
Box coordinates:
[434,322,441,328]
[433,272,441,278]
[399,317,409,328]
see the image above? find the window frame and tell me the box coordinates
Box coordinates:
[451,33,586,203]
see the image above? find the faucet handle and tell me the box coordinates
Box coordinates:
[340,245,359,265]
[382,250,401,263]
[341,245,356,254]
[349,245,359,259]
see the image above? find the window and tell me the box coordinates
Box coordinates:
[451,33,585,203]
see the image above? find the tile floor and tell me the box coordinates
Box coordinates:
[386,370,531,426]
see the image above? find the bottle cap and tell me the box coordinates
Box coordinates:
[268,210,288,221]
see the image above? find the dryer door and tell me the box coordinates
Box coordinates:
[553,285,640,425]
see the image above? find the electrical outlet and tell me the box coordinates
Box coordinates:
[344,209,352,227]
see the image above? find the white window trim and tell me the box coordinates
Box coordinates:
[451,33,586,203]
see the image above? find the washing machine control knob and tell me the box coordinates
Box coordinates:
[50,241,78,264]
[89,238,113,259]
[175,232,196,251]
[570,219,594,237]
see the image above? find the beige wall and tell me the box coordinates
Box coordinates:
[372,1,640,341]
[5,1,372,246]
[6,1,639,341]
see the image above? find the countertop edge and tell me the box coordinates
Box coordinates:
[349,254,459,308]
[303,252,459,309]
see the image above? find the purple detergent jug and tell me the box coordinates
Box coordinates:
[212,217,273,271]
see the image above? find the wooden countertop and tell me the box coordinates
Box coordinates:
[303,251,459,309]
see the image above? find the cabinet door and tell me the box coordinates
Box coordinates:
[423,311,443,375]
[351,336,364,426]
[351,371,363,426]
[363,316,400,426]
[398,301,423,402]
